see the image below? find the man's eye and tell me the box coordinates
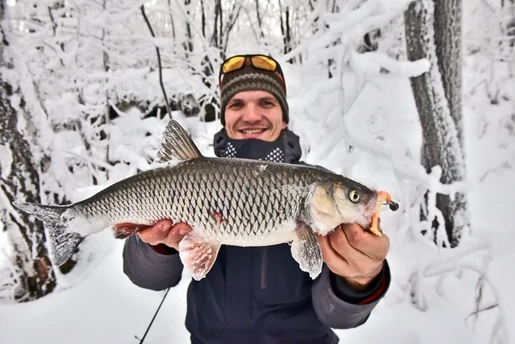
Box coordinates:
[228,102,242,108]
[261,100,275,107]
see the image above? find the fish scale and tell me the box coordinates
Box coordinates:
[135,158,311,244]
[124,157,297,244]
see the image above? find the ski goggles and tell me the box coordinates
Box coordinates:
[218,54,285,87]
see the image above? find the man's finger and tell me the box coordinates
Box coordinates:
[154,219,174,232]
[326,226,371,267]
[316,234,349,270]
[137,219,174,244]
[341,223,390,261]
[165,223,192,242]
[138,227,162,244]
[326,225,353,255]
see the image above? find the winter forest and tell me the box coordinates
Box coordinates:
[0,0,514,343]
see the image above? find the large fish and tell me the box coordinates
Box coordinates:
[13,120,398,280]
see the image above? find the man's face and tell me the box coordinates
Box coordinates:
[224,90,286,142]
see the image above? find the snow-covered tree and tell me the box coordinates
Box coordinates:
[404,0,469,247]
[0,0,57,301]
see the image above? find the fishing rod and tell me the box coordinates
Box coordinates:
[135,287,171,344]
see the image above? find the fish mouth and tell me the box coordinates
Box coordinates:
[363,191,399,223]
[364,194,379,218]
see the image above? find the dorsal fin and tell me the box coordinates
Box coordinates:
[154,119,203,163]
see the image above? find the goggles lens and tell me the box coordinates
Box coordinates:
[221,56,246,74]
[219,55,283,83]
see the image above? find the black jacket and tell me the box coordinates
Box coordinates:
[122,129,390,343]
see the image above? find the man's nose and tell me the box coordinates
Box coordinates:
[242,103,261,122]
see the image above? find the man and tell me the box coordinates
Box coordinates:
[123,54,391,344]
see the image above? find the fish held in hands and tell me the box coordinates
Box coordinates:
[12,120,399,280]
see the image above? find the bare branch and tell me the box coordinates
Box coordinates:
[140,4,171,119]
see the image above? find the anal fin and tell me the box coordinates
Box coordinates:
[291,221,323,279]
[178,232,221,281]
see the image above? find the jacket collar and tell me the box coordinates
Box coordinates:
[213,128,302,164]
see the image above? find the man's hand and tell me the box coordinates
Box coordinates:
[316,219,390,290]
[137,219,192,250]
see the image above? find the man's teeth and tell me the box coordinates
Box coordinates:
[242,129,265,134]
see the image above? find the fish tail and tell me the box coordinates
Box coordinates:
[12,201,83,266]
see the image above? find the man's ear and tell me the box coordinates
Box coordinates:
[281,121,287,130]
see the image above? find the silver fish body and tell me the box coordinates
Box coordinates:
[76,157,368,242]
[13,120,395,280]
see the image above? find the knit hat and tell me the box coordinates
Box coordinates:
[219,59,289,125]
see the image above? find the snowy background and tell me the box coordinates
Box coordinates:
[1,0,515,343]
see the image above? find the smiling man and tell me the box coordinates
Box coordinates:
[123,54,391,344]
[223,90,286,141]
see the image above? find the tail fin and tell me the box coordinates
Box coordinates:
[12,201,84,267]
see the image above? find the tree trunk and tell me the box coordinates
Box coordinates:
[433,0,463,149]
[183,0,193,57]
[218,0,223,49]
[211,0,221,49]
[1,1,57,301]
[501,0,515,48]
[166,0,177,43]
[404,0,468,248]
[200,0,206,38]
[255,0,266,41]
[222,3,241,56]
[279,2,294,63]
[326,0,338,78]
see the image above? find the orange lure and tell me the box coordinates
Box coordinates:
[369,191,399,236]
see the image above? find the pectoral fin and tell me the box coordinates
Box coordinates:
[291,221,323,279]
[178,232,221,281]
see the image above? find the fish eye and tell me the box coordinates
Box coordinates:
[348,190,360,203]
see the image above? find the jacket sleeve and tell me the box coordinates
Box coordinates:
[122,235,184,291]
[311,260,391,329]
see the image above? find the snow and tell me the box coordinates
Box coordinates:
[0,244,191,344]
[0,144,13,179]
[1,0,515,343]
